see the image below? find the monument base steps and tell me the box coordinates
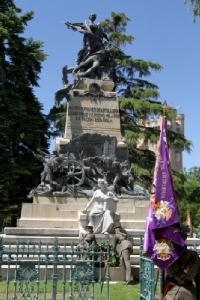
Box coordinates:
[2,228,200,281]
[17,196,150,230]
[0,195,158,281]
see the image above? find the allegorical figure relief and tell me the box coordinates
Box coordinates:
[82,178,118,234]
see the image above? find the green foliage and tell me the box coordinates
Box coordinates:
[101,12,132,45]
[176,166,200,229]
[0,0,50,224]
[96,241,120,267]
[184,0,200,20]
[47,104,67,137]
[102,12,192,184]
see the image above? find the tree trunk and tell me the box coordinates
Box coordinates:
[10,216,17,227]
[0,216,4,233]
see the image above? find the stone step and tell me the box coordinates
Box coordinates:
[1,231,199,284]
[3,227,78,236]
[20,209,147,220]
[2,231,144,245]
[19,204,149,227]
[21,203,148,213]
[22,202,148,208]
[1,242,199,264]
[32,197,90,204]
[3,227,145,237]
[1,235,79,245]
[1,243,142,255]
[17,219,79,228]
[20,211,81,219]
[31,197,149,207]
[3,229,200,246]
[17,218,147,229]
[120,220,146,229]
[117,212,148,220]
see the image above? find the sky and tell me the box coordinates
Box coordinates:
[14,0,200,170]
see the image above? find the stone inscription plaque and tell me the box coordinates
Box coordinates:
[65,93,122,140]
[68,106,119,123]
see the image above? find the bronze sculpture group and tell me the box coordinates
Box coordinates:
[27,147,143,198]
[65,13,117,79]
[28,13,149,199]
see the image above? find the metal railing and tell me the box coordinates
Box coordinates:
[139,238,162,300]
[139,237,200,300]
[0,237,110,300]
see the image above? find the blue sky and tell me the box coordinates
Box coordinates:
[14,0,200,170]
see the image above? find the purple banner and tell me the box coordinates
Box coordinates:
[143,117,185,270]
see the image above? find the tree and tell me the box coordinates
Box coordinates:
[176,167,200,231]
[184,0,200,20]
[101,13,192,184]
[48,12,192,188]
[0,0,50,227]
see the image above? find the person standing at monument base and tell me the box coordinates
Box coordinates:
[163,224,200,300]
[76,224,97,260]
[78,224,97,249]
[113,225,134,285]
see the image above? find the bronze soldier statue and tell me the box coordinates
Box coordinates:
[65,13,109,65]
[73,48,116,78]
[163,224,200,300]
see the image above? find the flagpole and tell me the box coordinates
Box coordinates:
[161,101,167,300]
[163,100,167,116]
[143,100,185,299]
[144,101,186,260]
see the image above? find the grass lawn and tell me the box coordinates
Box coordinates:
[0,280,140,299]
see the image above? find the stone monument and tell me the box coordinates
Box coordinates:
[13,13,150,235]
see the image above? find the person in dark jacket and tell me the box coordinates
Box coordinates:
[113,225,134,285]
[77,224,97,259]
[163,224,200,300]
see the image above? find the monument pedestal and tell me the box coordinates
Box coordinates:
[55,78,128,160]
[15,195,149,232]
[7,78,150,236]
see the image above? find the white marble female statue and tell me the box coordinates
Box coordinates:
[82,178,118,234]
